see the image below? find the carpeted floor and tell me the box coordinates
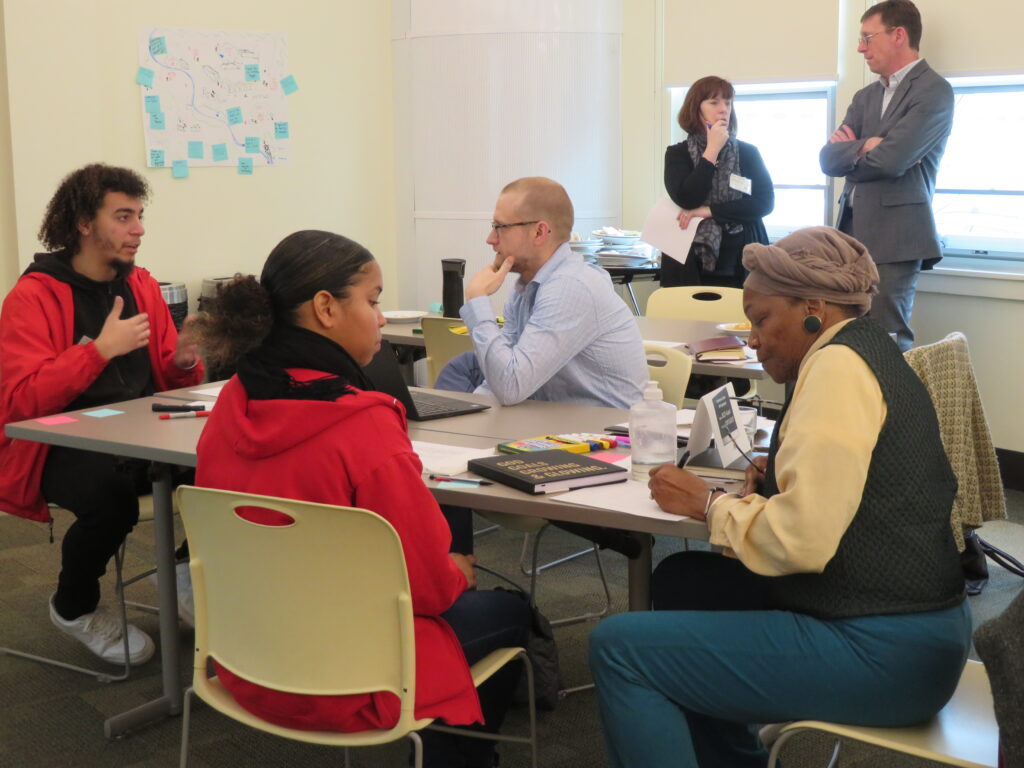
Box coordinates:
[1,491,1021,767]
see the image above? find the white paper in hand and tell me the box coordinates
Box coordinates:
[641,196,702,262]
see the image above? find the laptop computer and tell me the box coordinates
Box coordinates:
[364,340,491,422]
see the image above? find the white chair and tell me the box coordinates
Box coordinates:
[645,343,692,409]
[646,285,746,323]
[175,485,536,768]
[764,660,998,768]
[420,316,474,387]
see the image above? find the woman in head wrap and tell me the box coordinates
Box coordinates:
[661,76,774,288]
[589,227,969,768]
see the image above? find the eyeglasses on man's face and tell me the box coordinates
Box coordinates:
[858,28,893,45]
[490,220,539,234]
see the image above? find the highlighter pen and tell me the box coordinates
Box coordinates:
[158,411,211,420]
[428,475,493,486]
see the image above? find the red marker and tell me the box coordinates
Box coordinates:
[158,411,211,420]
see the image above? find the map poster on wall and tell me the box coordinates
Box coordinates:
[137,27,294,173]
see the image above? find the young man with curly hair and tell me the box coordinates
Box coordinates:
[0,164,203,665]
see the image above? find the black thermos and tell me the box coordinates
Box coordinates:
[441,259,466,318]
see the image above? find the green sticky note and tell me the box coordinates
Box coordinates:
[238,157,254,175]
[149,36,167,56]
[187,141,204,159]
[274,121,289,139]
[83,408,123,418]
[245,64,259,82]
[149,149,165,167]
[244,136,260,153]
[280,75,298,95]
[144,94,161,114]
[211,143,228,162]
[226,107,242,125]
[136,67,154,87]
[150,111,166,130]
[437,480,482,490]
[172,160,189,179]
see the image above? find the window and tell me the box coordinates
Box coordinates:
[668,82,834,239]
[934,76,1024,261]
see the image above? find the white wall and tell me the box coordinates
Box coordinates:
[625,0,1024,452]
[1,0,396,308]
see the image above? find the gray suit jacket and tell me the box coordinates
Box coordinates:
[820,59,953,266]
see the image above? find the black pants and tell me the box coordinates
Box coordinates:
[40,447,150,620]
[422,589,532,768]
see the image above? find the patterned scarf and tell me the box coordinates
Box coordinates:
[686,132,745,272]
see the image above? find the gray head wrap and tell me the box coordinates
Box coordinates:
[742,227,879,314]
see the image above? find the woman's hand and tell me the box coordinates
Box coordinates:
[648,464,711,522]
[704,119,730,161]
[740,455,769,497]
[676,206,712,230]
[450,553,477,590]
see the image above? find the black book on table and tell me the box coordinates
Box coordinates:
[468,449,627,495]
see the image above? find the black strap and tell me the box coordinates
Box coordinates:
[979,536,1024,579]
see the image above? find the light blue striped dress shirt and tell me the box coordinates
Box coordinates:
[460,243,648,408]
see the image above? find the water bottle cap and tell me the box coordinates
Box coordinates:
[643,380,663,401]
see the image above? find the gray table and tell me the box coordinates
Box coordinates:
[383,315,764,380]
[5,389,710,736]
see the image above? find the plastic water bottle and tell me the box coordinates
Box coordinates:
[629,380,677,482]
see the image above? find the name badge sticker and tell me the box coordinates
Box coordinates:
[729,173,752,195]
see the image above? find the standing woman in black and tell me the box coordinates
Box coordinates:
[662,76,774,288]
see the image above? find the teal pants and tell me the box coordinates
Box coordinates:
[589,587,971,767]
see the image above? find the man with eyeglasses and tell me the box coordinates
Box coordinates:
[820,0,953,352]
[456,176,646,409]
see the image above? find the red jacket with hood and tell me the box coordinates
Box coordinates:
[194,371,481,732]
[0,265,204,521]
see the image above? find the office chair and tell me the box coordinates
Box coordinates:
[420,317,474,387]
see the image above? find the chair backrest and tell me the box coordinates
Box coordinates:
[646,286,745,323]
[903,332,1006,549]
[644,344,692,409]
[421,317,475,386]
[175,486,418,727]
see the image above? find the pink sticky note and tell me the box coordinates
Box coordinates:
[591,452,628,463]
[36,415,77,425]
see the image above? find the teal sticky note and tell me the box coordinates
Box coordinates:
[280,75,298,95]
[244,136,260,153]
[238,157,254,175]
[150,149,165,167]
[211,143,228,162]
[437,480,482,490]
[149,36,167,56]
[245,64,259,82]
[83,408,124,418]
[172,160,189,179]
[274,121,289,139]
[150,112,166,130]
[187,141,204,159]
[136,67,154,87]
[226,107,242,125]
[144,94,161,114]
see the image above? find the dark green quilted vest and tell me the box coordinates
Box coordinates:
[762,317,965,619]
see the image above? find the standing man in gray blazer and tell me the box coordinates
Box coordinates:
[820,0,953,351]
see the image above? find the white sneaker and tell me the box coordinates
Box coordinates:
[175,562,195,629]
[49,596,155,666]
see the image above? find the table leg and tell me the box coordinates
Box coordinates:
[104,462,182,738]
[626,533,653,611]
[625,283,641,315]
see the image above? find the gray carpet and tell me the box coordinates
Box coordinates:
[2,491,1022,767]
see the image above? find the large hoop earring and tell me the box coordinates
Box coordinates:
[803,315,823,334]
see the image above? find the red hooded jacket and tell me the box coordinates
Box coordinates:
[194,372,482,731]
[0,266,204,521]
